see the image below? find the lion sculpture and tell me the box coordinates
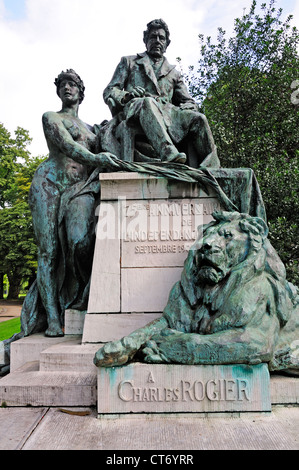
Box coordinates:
[94,211,299,374]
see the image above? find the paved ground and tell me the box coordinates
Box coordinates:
[0,300,22,323]
[0,404,299,451]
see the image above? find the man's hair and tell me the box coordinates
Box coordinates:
[143,19,171,47]
[54,69,85,104]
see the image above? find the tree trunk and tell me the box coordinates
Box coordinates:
[7,276,21,300]
[0,273,4,300]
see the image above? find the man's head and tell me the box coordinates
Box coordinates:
[143,19,170,58]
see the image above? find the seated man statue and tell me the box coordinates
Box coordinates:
[101,19,220,168]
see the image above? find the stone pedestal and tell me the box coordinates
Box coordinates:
[97,363,271,414]
[84,172,221,343]
[1,170,298,413]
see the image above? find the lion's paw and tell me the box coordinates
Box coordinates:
[141,340,168,363]
[93,336,140,367]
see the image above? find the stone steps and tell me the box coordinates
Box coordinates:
[39,341,101,373]
[10,333,83,372]
[0,362,97,407]
[0,333,101,407]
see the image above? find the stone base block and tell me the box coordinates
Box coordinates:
[82,313,161,343]
[97,362,271,414]
[64,309,86,335]
[87,172,220,317]
[270,374,299,404]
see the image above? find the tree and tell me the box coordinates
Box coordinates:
[184,0,299,284]
[0,123,45,298]
[0,123,22,210]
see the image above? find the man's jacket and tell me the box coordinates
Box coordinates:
[103,52,197,116]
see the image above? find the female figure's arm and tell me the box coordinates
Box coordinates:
[42,111,120,170]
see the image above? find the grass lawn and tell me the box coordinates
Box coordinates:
[0,318,21,341]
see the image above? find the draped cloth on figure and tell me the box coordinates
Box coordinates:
[20,168,101,336]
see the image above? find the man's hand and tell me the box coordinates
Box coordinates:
[131,86,146,98]
[179,102,198,111]
[123,86,146,103]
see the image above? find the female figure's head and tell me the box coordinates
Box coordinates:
[54,69,85,104]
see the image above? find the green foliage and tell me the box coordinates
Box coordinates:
[253,151,299,284]
[0,123,46,298]
[185,0,299,284]
[0,125,34,209]
[0,318,21,341]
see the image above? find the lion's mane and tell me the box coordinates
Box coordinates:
[163,211,295,342]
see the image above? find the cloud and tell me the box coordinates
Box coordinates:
[0,0,297,156]
[0,0,206,155]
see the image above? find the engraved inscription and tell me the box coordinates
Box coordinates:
[96,197,221,267]
[118,378,250,403]
[119,198,221,267]
[96,198,221,245]
[122,200,221,248]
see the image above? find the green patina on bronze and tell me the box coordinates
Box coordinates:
[99,19,219,168]
[19,64,235,339]
[20,69,120,337]
[11,19,298,377]
[94,210,299,374]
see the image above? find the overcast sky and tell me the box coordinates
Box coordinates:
[1,0,298,156]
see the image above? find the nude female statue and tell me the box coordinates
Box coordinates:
[25,69,119,336]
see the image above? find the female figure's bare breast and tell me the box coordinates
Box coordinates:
[41,111,99,189]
